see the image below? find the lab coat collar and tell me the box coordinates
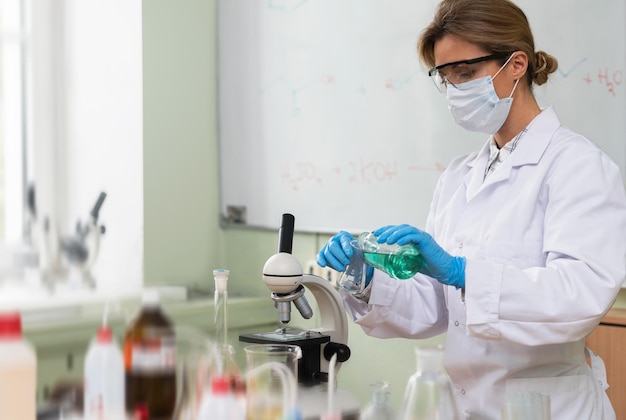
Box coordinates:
[464,107,561,200]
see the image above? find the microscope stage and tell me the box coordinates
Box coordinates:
[239,327,330,346]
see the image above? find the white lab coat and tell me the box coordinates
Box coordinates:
[342,107,626,420]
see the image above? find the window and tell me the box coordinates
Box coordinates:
[1,0,144,305]
[0,0,27,244]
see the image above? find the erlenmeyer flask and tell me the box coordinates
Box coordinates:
[337,240,369,295]
[357,232,424,280]
[361,381,395,420]
[398,345,460,420]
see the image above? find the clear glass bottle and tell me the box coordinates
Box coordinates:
[398,345,459,420]
[360,381,394,420]
[213,269,245,397]
[214,269,229,348]
[357,232,424,280]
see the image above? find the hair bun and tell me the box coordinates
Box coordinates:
[533,51,558,86]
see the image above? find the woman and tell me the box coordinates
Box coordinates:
[317,0,626,418]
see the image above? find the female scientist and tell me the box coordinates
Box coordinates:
[317,0,626,418]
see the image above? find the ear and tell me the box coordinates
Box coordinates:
[509,51,528,80]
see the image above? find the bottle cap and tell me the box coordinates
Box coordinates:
[0,311,22,339]
[133,403,149,420]
[211,375,230,395]
[141,289,161,307]
[213,269,230,292]
[96,326,113,343]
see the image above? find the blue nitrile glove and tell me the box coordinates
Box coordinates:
[374,224,466,289]
[317,231,374,285]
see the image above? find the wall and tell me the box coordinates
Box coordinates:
[217,0,626,234]
[142,0,222,290]
[141,0,626,411]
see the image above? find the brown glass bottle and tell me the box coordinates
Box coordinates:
[124,290,177,420]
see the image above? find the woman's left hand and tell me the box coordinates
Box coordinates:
[374,224,466,289]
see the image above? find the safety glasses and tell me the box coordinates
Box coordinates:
[428,52,512,93]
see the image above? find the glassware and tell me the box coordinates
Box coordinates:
[398,345,460,420]
[337,240,369,295]
[213,269,245,397]
[244,344,301,420]
[214,269,230,347]
[357,232,424,280]
[360,381,395,420]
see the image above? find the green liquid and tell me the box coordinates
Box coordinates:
[363,247,424,280]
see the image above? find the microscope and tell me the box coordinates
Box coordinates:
[58,191,107,288]
[239,213,361,419]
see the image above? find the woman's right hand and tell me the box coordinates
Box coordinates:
[316,230,355,272]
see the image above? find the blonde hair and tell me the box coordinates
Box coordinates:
[418,0,558,86]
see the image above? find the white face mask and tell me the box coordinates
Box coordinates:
[446,55,519,134]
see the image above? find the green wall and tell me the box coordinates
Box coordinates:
[141,0,626,411]
[140,1,426,409]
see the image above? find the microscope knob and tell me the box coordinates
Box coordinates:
[324,342,351,363]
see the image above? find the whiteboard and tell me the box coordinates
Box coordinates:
[218,0,626,233]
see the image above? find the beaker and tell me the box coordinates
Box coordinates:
[398,345,460,420]
[244,344,301,420]
[357,232,424,280]
[337,240,369,295]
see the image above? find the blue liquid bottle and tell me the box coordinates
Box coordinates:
[358,232,424,280]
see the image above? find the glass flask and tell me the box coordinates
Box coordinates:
[398,345,460,420]
[337,240,369,295]
[357,232,424,280]
[360,381,395,420]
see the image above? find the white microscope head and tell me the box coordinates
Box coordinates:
[262,252,303,294]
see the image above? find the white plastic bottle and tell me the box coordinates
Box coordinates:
[197,376,245,420]
[84,324,126,420]
[0,311,37,420]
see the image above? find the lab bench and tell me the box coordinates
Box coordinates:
[21,295,278,407]
[586,308,626,419]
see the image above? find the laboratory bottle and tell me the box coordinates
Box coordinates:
[214,269,230,347]
[360,381,394,420]
[84,324,126,420]
[398,345,460,420]
[197,375,245,420]
[357,232,424,280]
[0,311,36,420]
[124,290,177,419]
[213,269,245,397]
